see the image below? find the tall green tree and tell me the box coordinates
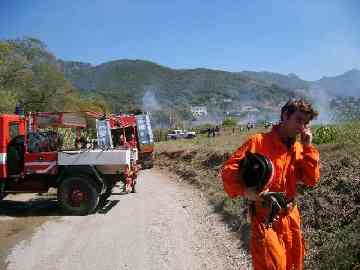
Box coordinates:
[0,37,109,113]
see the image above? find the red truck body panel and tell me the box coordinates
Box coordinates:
[24,152,58,175]
[0,115,26,179]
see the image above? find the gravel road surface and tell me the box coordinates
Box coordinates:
[5,169,251,270]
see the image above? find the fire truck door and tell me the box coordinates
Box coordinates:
[24,152,58,175]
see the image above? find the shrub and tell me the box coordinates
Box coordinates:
[306,217,360,270]
[313,125,338,144]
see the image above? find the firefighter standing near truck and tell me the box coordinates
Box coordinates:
[221,99,320,270]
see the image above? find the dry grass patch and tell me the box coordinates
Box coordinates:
[155,126,360,269]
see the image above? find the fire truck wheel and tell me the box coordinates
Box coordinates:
[58,176,99,215]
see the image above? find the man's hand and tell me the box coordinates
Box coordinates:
[300,127,312,146]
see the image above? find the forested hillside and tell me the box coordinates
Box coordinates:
[240,70,310,90]
[314,69,360,97]
[0,38,107,114]
[60,59,307,125]
[2,37,360,127]
[60,58,360,127]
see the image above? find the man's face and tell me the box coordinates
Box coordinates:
[282,110,311,138]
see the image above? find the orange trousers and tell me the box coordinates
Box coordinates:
[250,204,304,270]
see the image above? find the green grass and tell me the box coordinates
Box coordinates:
[156,121,360,155]
[155,127,264,154]
[312,121,360,145]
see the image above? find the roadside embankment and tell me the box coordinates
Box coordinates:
[155,131,360,270]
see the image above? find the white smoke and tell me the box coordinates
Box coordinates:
[309,84,334,124]
[142,86,161,112]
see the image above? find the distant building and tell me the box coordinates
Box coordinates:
[223,98,232,103]
[191,106,208,118]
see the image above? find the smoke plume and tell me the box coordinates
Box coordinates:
[142,86,161,112]
[309,84,334,124]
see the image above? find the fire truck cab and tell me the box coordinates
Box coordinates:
[0,114,26,179]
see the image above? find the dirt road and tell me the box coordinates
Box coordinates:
[2,169,250,270]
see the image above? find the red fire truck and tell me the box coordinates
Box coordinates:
[0,111,151,215]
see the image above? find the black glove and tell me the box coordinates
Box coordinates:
[260,192,287,225]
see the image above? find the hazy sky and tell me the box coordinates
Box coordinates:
[0,0,359,80]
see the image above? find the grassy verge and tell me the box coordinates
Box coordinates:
[155,124,360,270]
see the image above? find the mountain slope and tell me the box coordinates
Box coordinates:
[241,70,310,91]
[59,58,360,125]
[313,69,360,97]
[60,59,302,117]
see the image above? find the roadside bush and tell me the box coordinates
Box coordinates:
[313,125,338,144]
[307,217,360,270]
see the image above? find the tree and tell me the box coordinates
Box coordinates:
[0,90,18,113]
[0,37,110,113]
[0,41,32,93]
[21,63,75,112]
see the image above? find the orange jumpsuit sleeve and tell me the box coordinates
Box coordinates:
[295,144,320,187]
[221,137,257,198]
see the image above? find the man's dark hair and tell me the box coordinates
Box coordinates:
[281,99,319,121]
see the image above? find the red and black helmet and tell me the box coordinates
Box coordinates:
[238,151,275,192]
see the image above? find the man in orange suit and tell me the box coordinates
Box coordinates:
[222,99,320,270]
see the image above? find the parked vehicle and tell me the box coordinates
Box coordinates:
[185,130,196,138]
[167,129,196,140]
[0,111,146,215]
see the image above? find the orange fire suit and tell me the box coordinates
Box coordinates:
[222,126,320,270]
